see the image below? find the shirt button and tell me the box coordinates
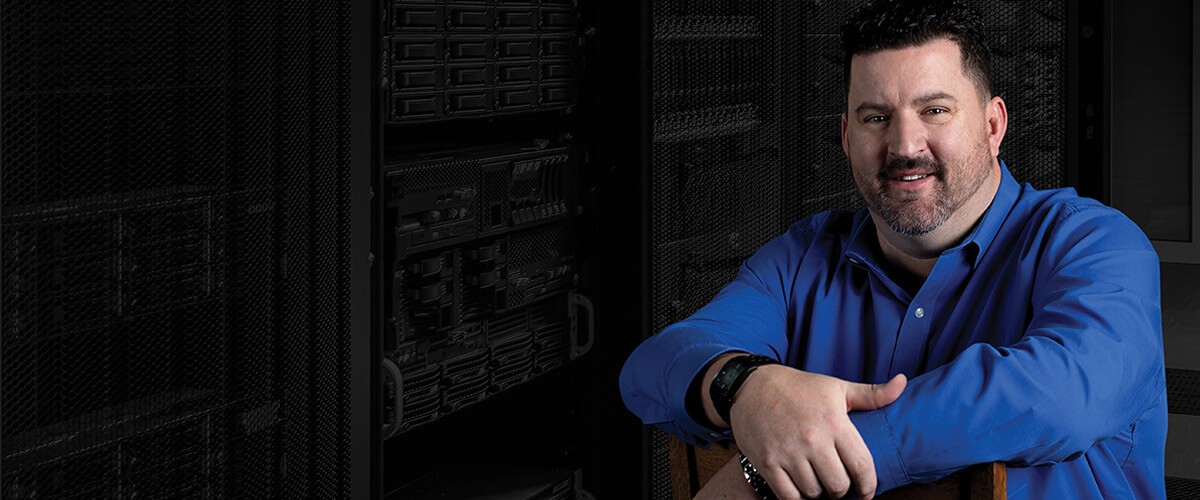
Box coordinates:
[914,307,925,318]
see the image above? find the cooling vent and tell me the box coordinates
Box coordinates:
[653,104,759,143]
[488,307,528,338]
[442,346,489,385]
[1166,476,1200,499]
[441,347,490,413]
[1167,369,1200,416]
[401,392,441,430]
[3,189,223,340]
[3,390,220,499]
[401,363,443,430]
[533,325,566,373]
[443,371,490,413]
[530,297,568,372]
[402,364,441,401]
[490,329,535,391]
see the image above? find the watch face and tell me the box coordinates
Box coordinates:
[712,354,779,422]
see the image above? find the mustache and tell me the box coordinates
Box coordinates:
[878,156,945,180]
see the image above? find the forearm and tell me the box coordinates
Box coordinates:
[851,289,1164,490]
[851,210,1166,492]
[619,258,794,445]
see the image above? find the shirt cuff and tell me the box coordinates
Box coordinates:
[667,344,743,446]
[849,409,910,493]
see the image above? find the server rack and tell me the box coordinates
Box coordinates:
[374,0,644,497]
[1,0,373,498]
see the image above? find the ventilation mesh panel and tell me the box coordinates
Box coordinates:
[1168,477,1200,499]
[1,1,356,498]
[1168,369,1200,416]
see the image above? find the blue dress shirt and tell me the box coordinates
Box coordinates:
[619,162,1167,498]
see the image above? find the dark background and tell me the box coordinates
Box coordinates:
[1,0,1197,498]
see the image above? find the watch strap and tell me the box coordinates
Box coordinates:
[709,354,778,424]
[739,452,778,500]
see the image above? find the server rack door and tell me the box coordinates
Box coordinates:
[1,1,371,498]
[376,0,628,497]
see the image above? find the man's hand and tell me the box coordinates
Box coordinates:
[730,366,906,499]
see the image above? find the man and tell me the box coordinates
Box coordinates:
[619,1,1167,498]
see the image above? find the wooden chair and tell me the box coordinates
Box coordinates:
[668,435,1005,499]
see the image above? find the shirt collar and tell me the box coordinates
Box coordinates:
[843,158,1021,270]
[962,159,1020,268]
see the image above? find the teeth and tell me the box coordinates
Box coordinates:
[899,174,928,181]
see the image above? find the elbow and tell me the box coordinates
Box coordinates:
[1017,373,1159,467]
[617,352,651,419]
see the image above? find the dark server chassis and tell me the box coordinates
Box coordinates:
[378,0,595,496]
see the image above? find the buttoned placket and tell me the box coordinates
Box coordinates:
[882,248,972,377]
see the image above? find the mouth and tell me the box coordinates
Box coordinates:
[882,170,938,193]
[878,155,940,183]
[876,157,944,191]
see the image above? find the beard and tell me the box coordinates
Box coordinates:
[852,148,992,236]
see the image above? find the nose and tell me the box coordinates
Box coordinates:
[886,114,926,160]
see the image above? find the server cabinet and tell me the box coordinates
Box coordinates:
[1,1,373,499]
[374,0,647,497]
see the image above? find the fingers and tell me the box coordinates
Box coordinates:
[729,369,898,499]
[756,447,851,500]
[756,461,804,500]
[836,425,879,499]
[791,461,822,499]
[810,444,853,499]
[843,373,907,411]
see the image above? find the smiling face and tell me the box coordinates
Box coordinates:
[841,37,1005,237]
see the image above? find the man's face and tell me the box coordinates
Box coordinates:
[841,38,1003,236]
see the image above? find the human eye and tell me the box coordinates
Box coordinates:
[864,114,888,124]
[923,107,952,122]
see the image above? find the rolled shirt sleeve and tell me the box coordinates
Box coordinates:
[618,164,1166,497]
[619,219,814,446]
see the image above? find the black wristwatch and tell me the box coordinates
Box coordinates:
[709,354,778,424]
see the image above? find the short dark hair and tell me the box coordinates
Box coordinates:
[840,0,994,101]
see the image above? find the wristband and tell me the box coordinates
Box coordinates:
[709,354,778,424]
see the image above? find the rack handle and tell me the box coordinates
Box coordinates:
[569,292,595,360]
[381,357,405,438]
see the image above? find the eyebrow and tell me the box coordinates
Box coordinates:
[854,91,959,114]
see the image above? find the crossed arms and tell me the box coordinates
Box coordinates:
[620,206,1165,498]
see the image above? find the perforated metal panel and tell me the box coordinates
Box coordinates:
[1168,476,1200,500]
[1169,369,1200,416]
[646,1,1072,498]
[975,0,1067,190]
[1,1,359,498]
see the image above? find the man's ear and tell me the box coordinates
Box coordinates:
[987,96,1008,157]
[841,112,849,157]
